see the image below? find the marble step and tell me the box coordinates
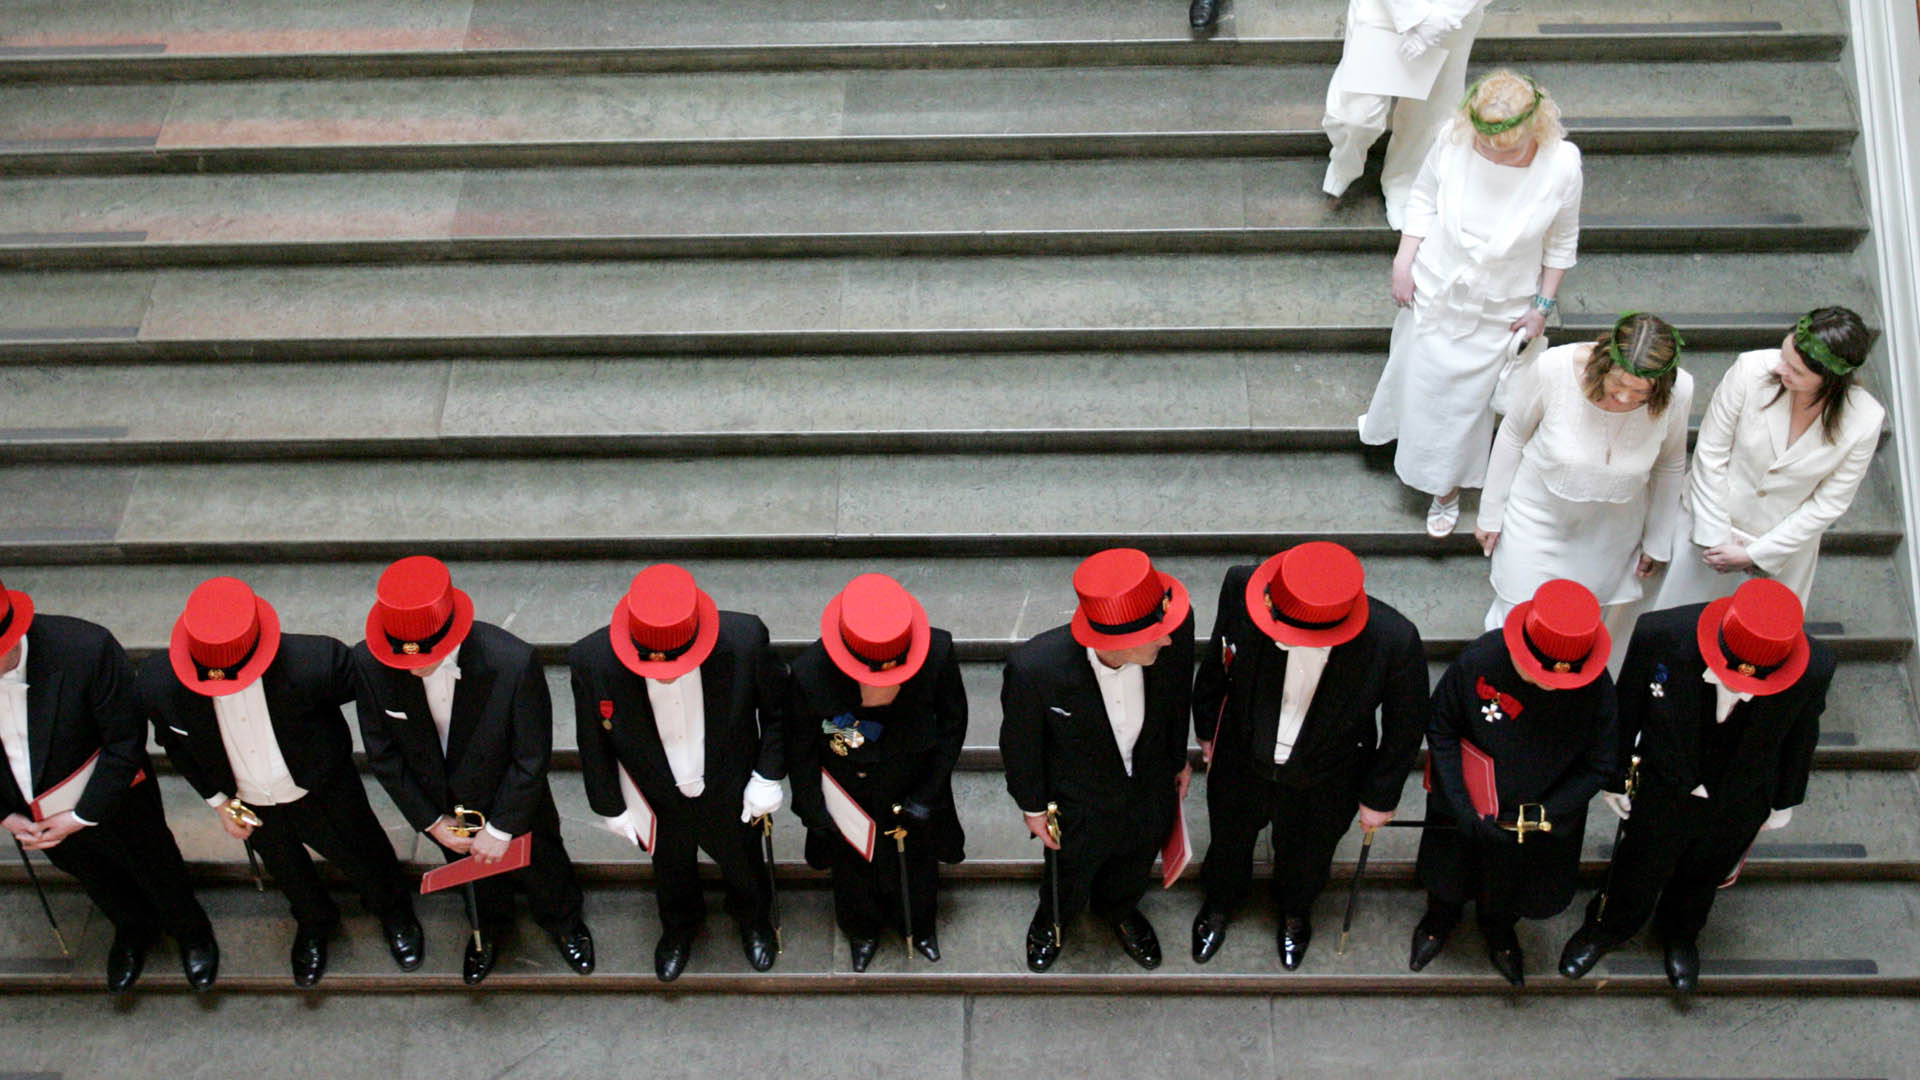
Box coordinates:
[0,60,1857,177]
[0,153,1867,269]
[0,250,1875,361]
[12,553,1910,663]
[0,0,1846,79]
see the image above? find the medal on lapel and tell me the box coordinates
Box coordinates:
[598,700,614,731]
[822,711,882,756]
[1649,663,1668,699]
[1475,677,1523,723]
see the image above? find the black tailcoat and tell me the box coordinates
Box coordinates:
[1191,565,1428,911]
[1417,629,1616,918]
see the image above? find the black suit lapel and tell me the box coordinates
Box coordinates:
[1290,641,1363,761]
[1069,659,1132,781]
[444,650,497,773]
[615,672,676,787]
[23,655,62,795]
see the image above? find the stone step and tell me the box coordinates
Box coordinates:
[0,444,1900,564]
[0,0,1846,79]
[0,350,1900,462]
[105,763,1916,883]
[0,153,1867,269]
[12,553,1909,663]
[0,876,1907,995]
[0,250,1875,361]
[0,60,1856,177]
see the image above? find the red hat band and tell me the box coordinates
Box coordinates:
[1075,551,1172,638]
[181,577,261,678]
[1718,583,1801,678]
[624,566,701,663]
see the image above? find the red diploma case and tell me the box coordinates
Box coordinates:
[1422,740,1499,819]
[420,833,532,894]
[1160,793,1192,889]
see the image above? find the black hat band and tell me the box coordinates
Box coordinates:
[1716,627,1787,680]
[1522,624,1590,676]
[194,630,261,684]
[384,612,456,660]
[1264,587,1351,632]
[1086,588,1173,637]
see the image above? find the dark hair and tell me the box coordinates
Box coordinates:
[1584,313,1679,417]
[1766,306,1870,443]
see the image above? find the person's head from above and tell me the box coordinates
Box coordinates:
[1772,305,1870,442]
[1458,69,1562,161]
[1070,548,1189,669]
[1585,311,1682,416]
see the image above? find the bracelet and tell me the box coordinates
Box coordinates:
[1530,294,1557,313]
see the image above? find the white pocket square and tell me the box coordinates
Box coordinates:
[383,709,408,719]
[168,726,190,736]
[1048,706,1072,717]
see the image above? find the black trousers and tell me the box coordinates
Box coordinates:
[829,831,938,940]
[1201,764,1359,918]
[43,778,213,946]
[1038,807,1162,925]
[248,775,411,932]
[1590,802,1762,946]
[652,806,769,934]
[434,819,584,938]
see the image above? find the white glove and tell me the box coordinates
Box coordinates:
[1601,791,1632,821]
[1761,806,1793,831]
[603,811,643,847]
[1399,11,1450,59]
[740,772,784,823]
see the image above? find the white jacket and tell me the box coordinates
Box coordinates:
[1686,348,1885,598]
[1349,0,1484,32]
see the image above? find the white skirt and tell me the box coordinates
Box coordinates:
[1489,460,1650,608]
[1360,297,1524,496]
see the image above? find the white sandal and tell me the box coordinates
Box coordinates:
[1426,493,1460,538]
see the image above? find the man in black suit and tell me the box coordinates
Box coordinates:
[1002,548,1195,972]
[137,576,422,987]
[0,577,217,992]
[790,573,967,972]
[568,563,787,982]
[1560,579,1832,992]
[1190,542,1427,968]
[351,555,591,986]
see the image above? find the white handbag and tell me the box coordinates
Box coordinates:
[1491,328,1548,415]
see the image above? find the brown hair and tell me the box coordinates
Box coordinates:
[1765,306,1871,443]
[1583,313,1680,417]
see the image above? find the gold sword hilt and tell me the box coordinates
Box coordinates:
[1623,754,1643,799]
[222,798,263,829]
[886,805,909,845]
[1044,801,1061,846]
[1499,803,1553,845]
[448,805,488,839]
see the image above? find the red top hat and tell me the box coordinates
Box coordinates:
[364,555,475,670]
[609,564,719,681]
[1697,579,1809,696]
[820,573,931,687]
[1244,542,1369,648]
[1502,579,1609,689]
[0,578,34,657]
[1069,548,1190,651]
[169,577,282,697]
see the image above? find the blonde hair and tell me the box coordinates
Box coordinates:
[1452,69,1564,151]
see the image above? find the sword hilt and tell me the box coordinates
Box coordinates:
[1623,754,1643,799]
[1044,801,1061,845]
[448,805,487,838]
[1498,803,1553,845]
[222,798,262,829]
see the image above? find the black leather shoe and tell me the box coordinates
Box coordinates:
[290,928,329,988]
[1191,901,1229,964]
[1408,914,1454,972]
[654,928,695,983]
[849,937,880,973]
[1664,939,1700,993]
[1488,943,1525,987]
[383,909,424,972]
[105,929,151,993]
[1189,0,1222,30]
[1279,916,1312,971]
[913,932,941,963]
[740,919,777,972]
[1026,917,1061,973]
[462,934,498,986]
[1113,910,1162,970]
[555,923,595,975]
[181,938,219,993]
[1558,923,1611,980]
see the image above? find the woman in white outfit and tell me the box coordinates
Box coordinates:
[1656,306,1884,608]
[1358,70,1583,538]
[1474,313,1693,635]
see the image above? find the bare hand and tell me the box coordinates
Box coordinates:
[1197,737,1214,768]
[216,803,255,841]
[22,811,85,851]
[2,812,39,843]
[427,817,474,855]
[1390,261,1416,307]
[1474,528,1499,556]
[1636,554,1665,578]
[1356,805,1394,832]
[1702,540,1754,572]
[1509,308,1547,341]
[468,828,511,865]
[1175,764,1192,801]
[1024,812,1060,851]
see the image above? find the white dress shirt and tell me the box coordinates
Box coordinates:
[205,679,307,807]
[414,646,510,842]
[1273,642,1334,764]
[644,667,707,797]
[0,636,32,803]
[1086,647,1146,777]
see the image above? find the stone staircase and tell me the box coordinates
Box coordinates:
[0,0,1914,1074]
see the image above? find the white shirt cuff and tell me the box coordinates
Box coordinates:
[67,812,95,827]
[483,823,513,843]
[207,793,232,809]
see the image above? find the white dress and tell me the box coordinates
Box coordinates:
[1477,344,1693,613]
[1656,348,1885,606]
[1359,134,1584,497]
